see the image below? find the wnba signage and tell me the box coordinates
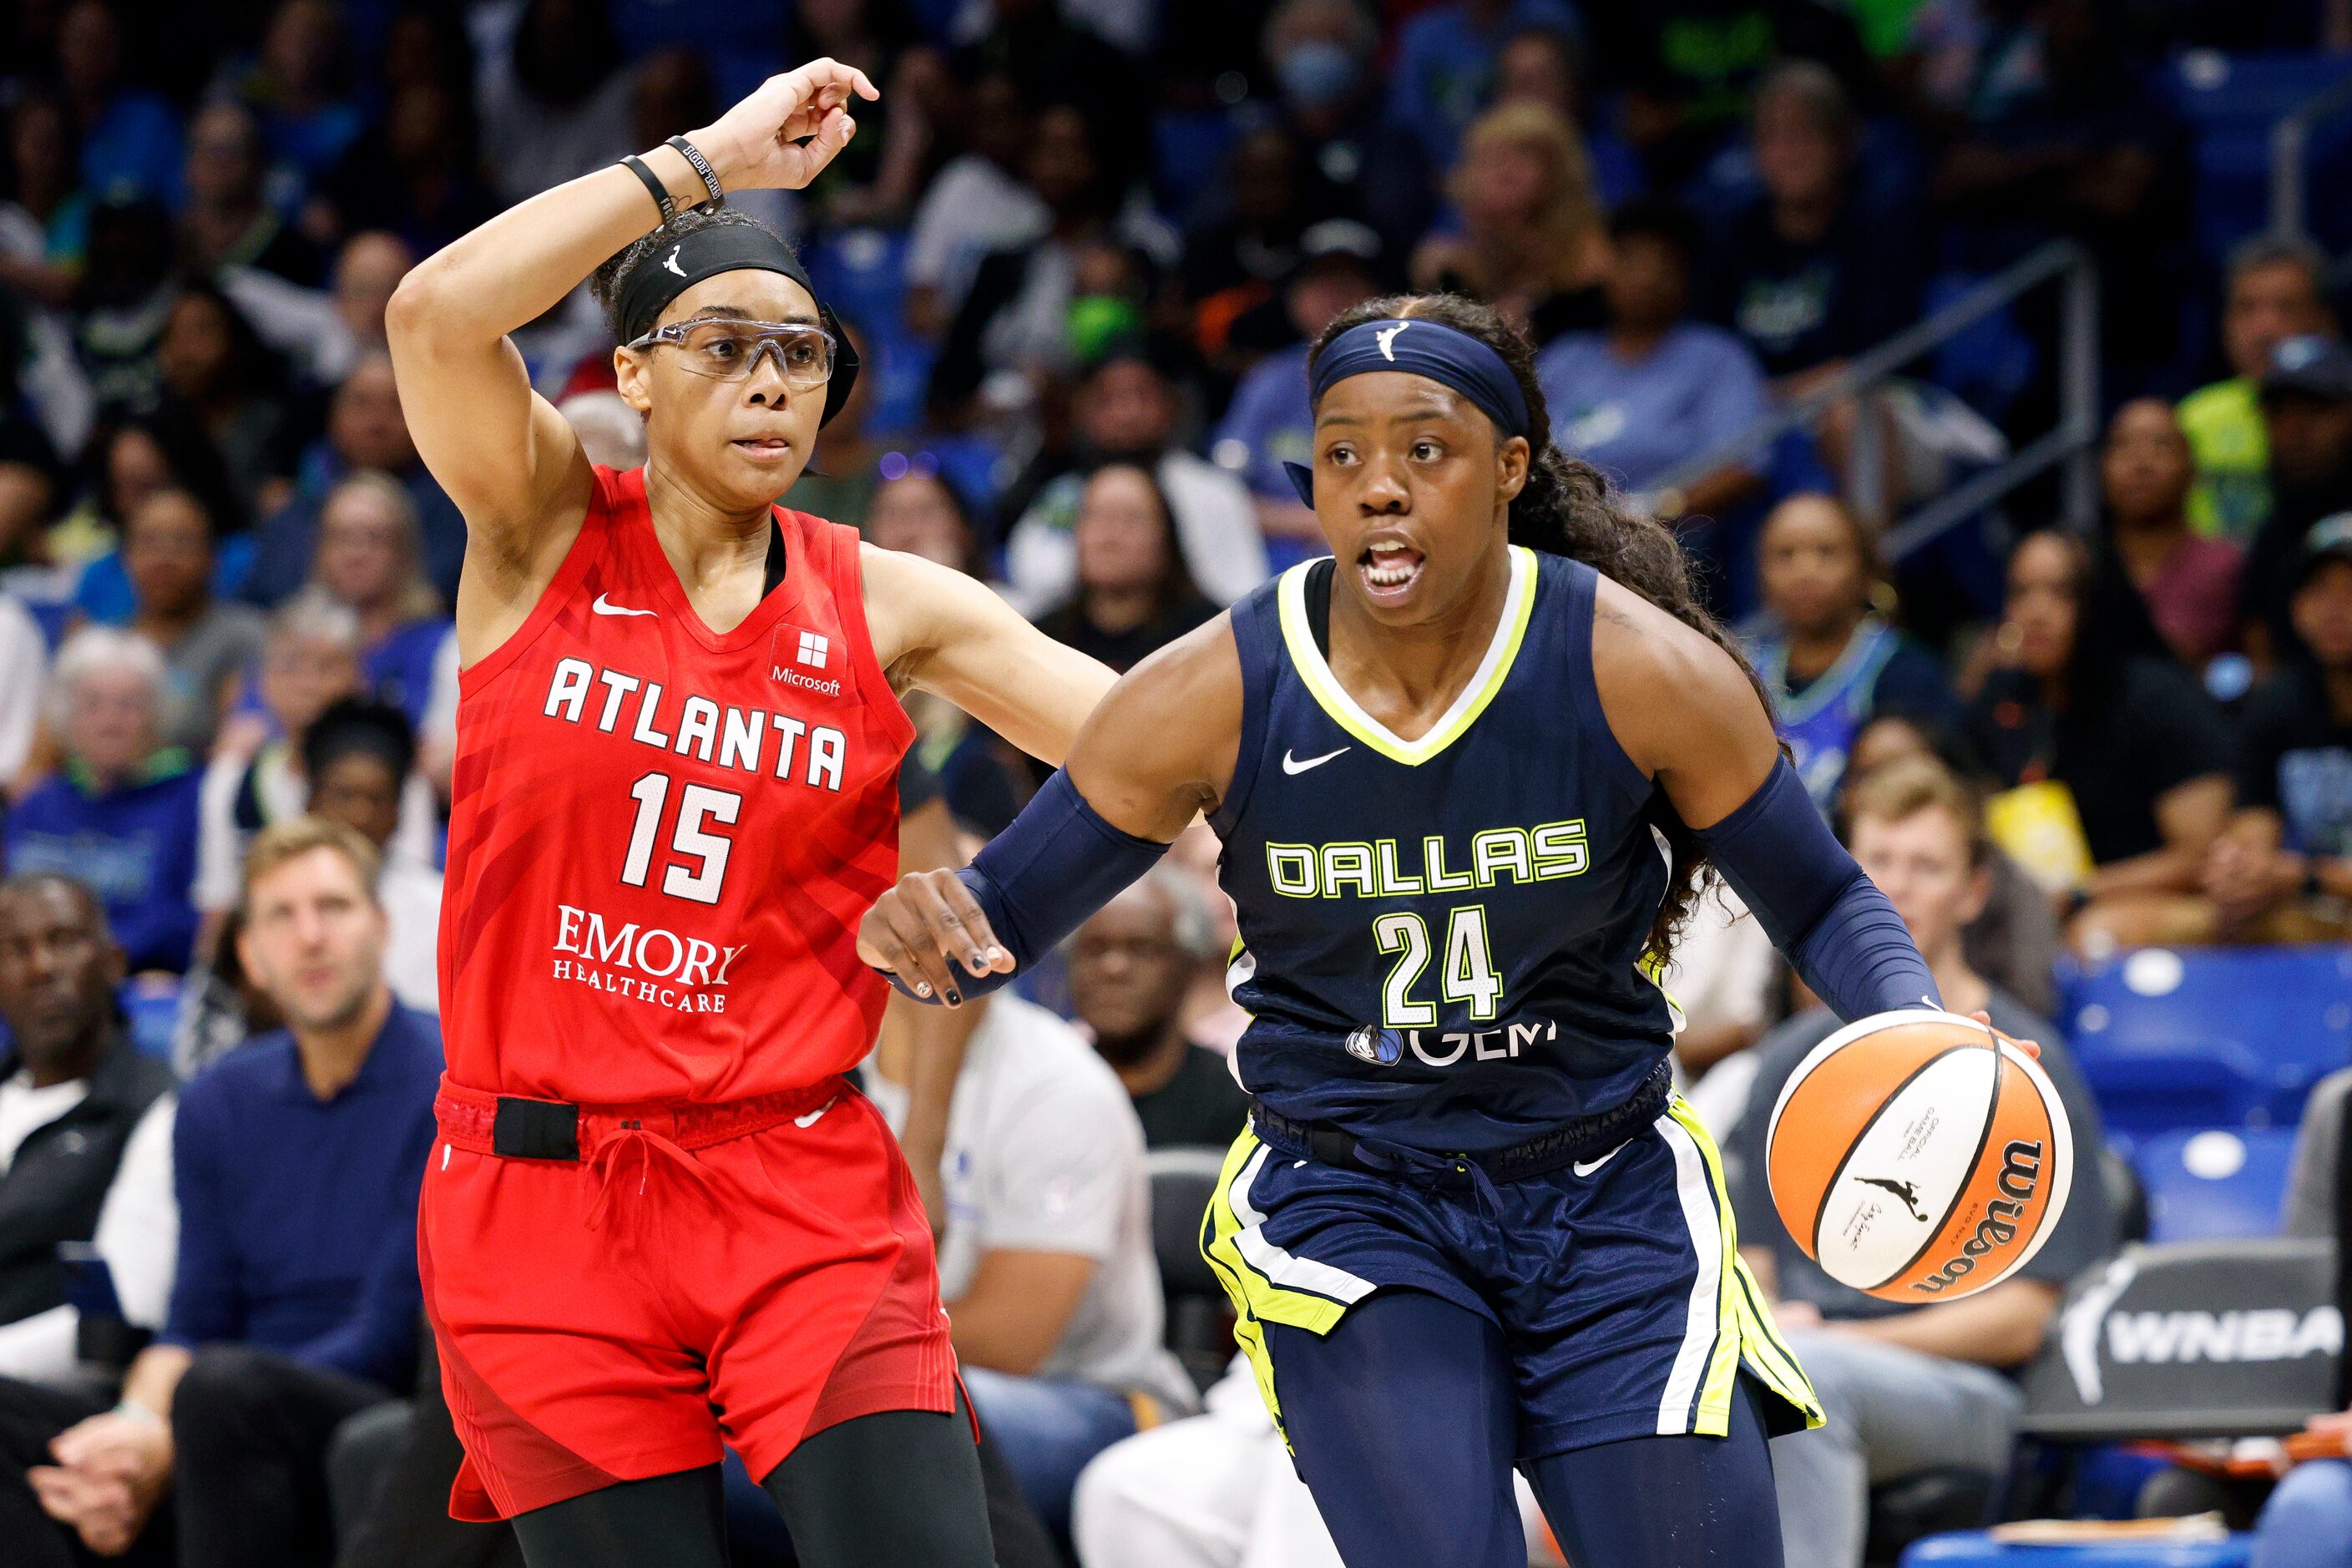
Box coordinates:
[2019,1238,2342,1439]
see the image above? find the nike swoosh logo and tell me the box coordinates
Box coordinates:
[1282,746,1349,775]
[1572,1141,1630,1177]
[793,1096,837,1129]
[592,594,657,618]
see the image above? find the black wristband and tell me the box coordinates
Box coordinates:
[665,136,725,206]
[620,154,674,224]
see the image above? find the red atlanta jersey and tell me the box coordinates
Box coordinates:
[439,466,913,1105]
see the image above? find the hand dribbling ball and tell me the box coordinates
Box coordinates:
[1764,1009,2072,1302]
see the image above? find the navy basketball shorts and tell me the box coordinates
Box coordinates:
[1200,1095,1824,1459]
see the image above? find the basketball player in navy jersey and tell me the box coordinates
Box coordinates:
[860,296,1960,1565]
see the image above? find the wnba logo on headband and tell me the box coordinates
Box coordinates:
[1283,316,1532,504]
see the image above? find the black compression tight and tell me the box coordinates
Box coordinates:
[508,1396,994,1568]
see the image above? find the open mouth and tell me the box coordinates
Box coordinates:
[1358,541,1425,602]
[732,438,793,460]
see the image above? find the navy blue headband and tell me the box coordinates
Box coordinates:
[1284,317,1531,504]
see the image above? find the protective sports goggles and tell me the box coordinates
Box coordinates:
[625,318,839,387]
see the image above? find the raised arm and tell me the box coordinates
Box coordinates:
[385,60,878,660]
[860,544,1117,766]
[1590,576,1941,1020]
[857,617,1242,1003]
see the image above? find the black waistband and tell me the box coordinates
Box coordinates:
[1248,1061,1675,1186]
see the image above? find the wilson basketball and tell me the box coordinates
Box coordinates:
[1764,1009,2073,1303]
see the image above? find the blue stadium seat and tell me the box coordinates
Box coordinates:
[2164,52,2352,262]
[1902,1531,2251,1567]
[2136,1127,2299,1242]
[807,226,913,345]
[2062,948,2352,1138]
[605,3,787,103]
[1152,106,1242,224]
[117,976,181,1060]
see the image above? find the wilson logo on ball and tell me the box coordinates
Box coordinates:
[1763,1010,2073,1303]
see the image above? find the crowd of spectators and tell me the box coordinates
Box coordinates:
[0,0,2349,1562]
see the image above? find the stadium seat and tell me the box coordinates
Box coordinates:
[1868,1469,2000,1567]
[2061,947,2352,1137]
[117,976,180,1060]
[1146,1146,1233,1393]
[2165,52,2352,263]
[2135,1128,2299,1243]
[1900,1530,2251,1566]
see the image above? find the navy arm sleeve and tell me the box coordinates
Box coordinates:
[887,768,1172,1002]
[1692,758,1941,1020]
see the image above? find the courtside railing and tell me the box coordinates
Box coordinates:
[2270,68,2352,249]
[1646,239,2102,561]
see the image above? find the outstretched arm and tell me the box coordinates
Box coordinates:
[857,617,1242,1003]
[1590,577,1940,1020]
[861,544,1117,766]
[386,60,878,660]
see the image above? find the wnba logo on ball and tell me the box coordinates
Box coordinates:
[1912,1140,2045,1295]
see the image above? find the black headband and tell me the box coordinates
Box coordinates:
[615,222,862,426]
[1284,317,1532,504]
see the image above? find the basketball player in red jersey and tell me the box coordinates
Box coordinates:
[384,61,1109,1566]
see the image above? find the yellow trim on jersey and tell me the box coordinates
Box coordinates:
[1198,1125,1371,1446]
[1636,949,1688,1034]
[1275,545,1538,766]
[1665,1099,1824,1434]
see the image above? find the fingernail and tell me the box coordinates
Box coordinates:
[913,981,931,998]
[988,946,1007,964]
[944,988,962,1005]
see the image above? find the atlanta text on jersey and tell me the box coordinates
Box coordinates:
[542,656,849,791]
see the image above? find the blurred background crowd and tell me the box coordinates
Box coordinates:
[0,0,2350,1565]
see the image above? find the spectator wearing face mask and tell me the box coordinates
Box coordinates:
[1257,0,1434,258]
[1386,0,1582,174]
[4,629,201,974]
[1001,348,1267,615]
[1067,869,1249,1150]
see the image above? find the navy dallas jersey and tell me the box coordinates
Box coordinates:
[1212,544,1677,1156]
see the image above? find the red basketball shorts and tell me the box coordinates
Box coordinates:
[418,1075,959,1521]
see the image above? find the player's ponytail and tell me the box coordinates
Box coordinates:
[1307,293,1776,963]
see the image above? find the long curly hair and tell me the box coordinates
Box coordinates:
[1305,291,1775,963]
